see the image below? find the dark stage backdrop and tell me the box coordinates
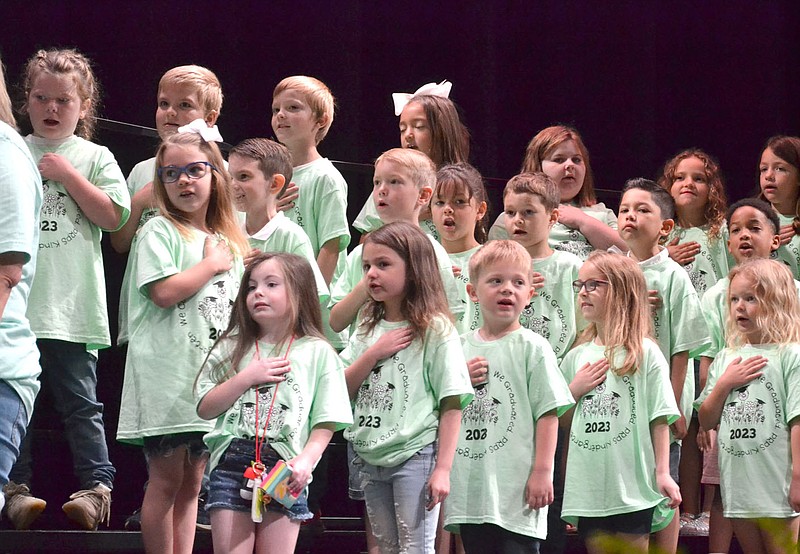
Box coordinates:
[1,0,799,528]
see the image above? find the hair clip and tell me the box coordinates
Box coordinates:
[392,80,452,116]
[177,118,224,143]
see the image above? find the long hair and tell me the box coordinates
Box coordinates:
[573,251,652,376]
[0,56,16,129]
[433,163,489,243]
[203,252,325,384]
[153,132,248,255]
[758,135,800,234]
[406,95,470,167]
[520,125,596,207]
[22,48,99,140]
[358,222,451,342]
[725,259,800,348]
[658,148,727,240]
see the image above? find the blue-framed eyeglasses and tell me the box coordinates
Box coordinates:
[157,161,216,184]
[572,279,609,293]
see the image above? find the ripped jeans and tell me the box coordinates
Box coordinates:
[359,444,437,554]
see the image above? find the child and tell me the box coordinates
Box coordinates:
[431,163,488,334]
[657,148,731,536]
[329,148,464,335]
[354,80,470,236]
[697,259,800,553]
[658,148,732,297]
[196,252,353,554]
[504,172,583,361]
[445,240,574,552]
[561,251,681,553]
[342,222,473,554]
[489,125,626,258]
[116,130,247,554]
[4,49,130,531]
[617,178,710,552]
[758,135,800,279]
[271,76,350,286]
[228,137,346,350]
[111,64,223,254]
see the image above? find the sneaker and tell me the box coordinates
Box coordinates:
[693,511,710,536]
[62,483,111,530]
[679,512,701,536]
[2,481,46,530]
[124,507,141,531]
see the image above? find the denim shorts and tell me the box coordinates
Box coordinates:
[206,438,311,521]
[347,441,366,501]
[143,432,208,464]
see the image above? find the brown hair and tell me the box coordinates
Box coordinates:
[405,95,470,167]
[230,137,294,185]
[434,163,489,243]
[0,56,15,129]
[758,135,800,233]
[503,172,560,212]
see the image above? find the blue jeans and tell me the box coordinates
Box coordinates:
[360,443,437,554]
[10,340,115,489]
[0,381,28,488]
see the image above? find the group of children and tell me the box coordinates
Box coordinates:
[3,46,800,554]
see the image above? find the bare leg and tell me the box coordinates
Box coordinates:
[679,419,702,517]
[650,510,678,554]
[141,450,186,554]
[708,486,732,553]
[436,509,452,554]
[254,510,300,554]
[363,508,381,554]
[172,453,207,554]
[731,518,767,554]
[210,509,255,554]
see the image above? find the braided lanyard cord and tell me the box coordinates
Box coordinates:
[253,335,295,469]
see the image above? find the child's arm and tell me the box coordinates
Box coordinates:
[698,355,767,430]
[560,358,609,429]
[329,278,369,333]
[427,395,462,511]
[668,351,689,439]
[666,237,701,266]
[790,419,800,512]
[651,416,681,508]
[525,410,558,509]
[557,204,627,251]
[38,153,123,230]
[317,238,340,285]
[0,253,24,320]
[197,356,290,420]
[149,236,233,308]
[111,182,154,253]
[288,423,336,495]
[344,327,413,399]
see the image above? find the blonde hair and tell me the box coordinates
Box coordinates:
[23,48,99,140]
[159,65,223,118]
[502,172,560,212]
[273,76,334,144]
[468,240,532,284]
[0,56,15,129]
[375,148,436,190]
[573,251,652,376]
[726,259,800,347]
[153,132,248,254]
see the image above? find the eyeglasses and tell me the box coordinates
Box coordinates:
[572,279,609,293]
[158,161,216,184]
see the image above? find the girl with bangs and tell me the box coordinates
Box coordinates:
[697,259,800,553]
[560,251,680,553]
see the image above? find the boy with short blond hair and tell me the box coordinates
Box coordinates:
[271,75,350,286]
[445,240,573,552]
[503,172,582,360]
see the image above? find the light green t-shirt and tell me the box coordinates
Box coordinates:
[126,156,159,229]
[771,214,800,280]
[285,157,350,281]
[0,123,43,423]
[196,336,353,473]
[667,225,732,298]
[25,134,130,351]
[445,328,574,538]
[329,236,466,336]
[636,248,711,428]
[561,339,680,531]
[448,246,481,335]
[342,317,474,467]
[521,250,582,360]
[488,203,618,261]
[695,344,800,518]
[245,211,347,350]
[117,216,244,444]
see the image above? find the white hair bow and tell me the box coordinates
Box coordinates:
[177,118,224,143]
[392,80,452,116]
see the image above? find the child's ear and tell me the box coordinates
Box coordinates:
[476,201,488,221]
[770,233,781,252]
[79,98,90,120]
[660,218,675,238]
[467,283,479,303]
[270,174,287,194]
[204,110,219,126]
[418,186,433,205]
[549,208,559,228]
[316,114,329,131]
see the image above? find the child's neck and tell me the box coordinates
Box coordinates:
[289,143,321,167]
[185,208,211,234]
[524,241,553,260]
[383,215,421,228]
[245,202,278,236]
[479,320,520,341]
[441,235,479,255]
[594,323,607,345]
[677,208,707,229]
[382,297,405,322]
[626,240,661,262]
[771,200,795,218]
[258,325,292,345]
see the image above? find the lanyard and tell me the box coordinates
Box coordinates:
[252,335,294,471]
